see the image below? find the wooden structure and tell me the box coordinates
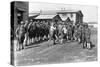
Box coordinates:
[11,1,29,34]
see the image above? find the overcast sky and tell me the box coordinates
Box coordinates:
[29,2,98,22]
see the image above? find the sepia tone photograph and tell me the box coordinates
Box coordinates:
[11,1,98,66]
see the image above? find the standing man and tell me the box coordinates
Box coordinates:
[84,24,91,49]
[77,23,84,43]
[73,24,79,41]
[67,24,72,41]
[62,25,68,40]
[15,21,26,50]
[49,23,57,44]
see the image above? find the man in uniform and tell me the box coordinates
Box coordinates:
[15,21,26,50]
[67,23,72,41]
[49,23,57,44]
[77,23,84,44]
[57,23,64,44]
[73,24,79,41]
[84,23,91,49]
[62,25,68,41]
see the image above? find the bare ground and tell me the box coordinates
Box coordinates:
[15,28,97,66]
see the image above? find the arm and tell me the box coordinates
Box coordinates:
[28,22,33,29]
[15,27,19,38]
[24,21,29,28]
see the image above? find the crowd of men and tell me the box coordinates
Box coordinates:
[15,20,50,50]
[49,21,92,49]
[15,20,93,51]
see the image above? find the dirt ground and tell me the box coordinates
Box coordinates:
[15,28,97,66]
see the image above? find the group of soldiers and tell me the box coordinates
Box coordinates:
[15,20,50,50]
[15,20,93,51]
[49,21,92,49]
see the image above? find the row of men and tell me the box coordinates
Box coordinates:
[15,21,93,50]
[15,21,50,50]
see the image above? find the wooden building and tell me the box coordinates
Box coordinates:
[29,10,83,25]
[11,1,29,34]
[57,10,83,25]
[30,14,62,24]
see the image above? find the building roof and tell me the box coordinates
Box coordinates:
[35,14,57,19]
[29,13,39,17]
[30,10,83,18]
[57,10,83,17]
[57,10,79,13]
[29,13,40,20]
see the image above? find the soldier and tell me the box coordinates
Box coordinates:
[15,21,27,50]
[84,23,91,49]
[27,21,35,45]
[67,23,72,41]
[81,24,86,48]
[71,24,75,41]
[53,24,58,44]
[57,23,64,44]
[77,23,84,43]
[49,23,56,44]
[73,24,79,41]
[62,25,68,40]
[23,20,29,47]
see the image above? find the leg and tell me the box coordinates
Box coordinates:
[23,33,28,49]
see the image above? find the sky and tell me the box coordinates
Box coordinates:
[29,2,98,22]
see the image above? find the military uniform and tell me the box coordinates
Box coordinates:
[49,25,56,40]
[85,28,91,42]
[80,23,91,49]
[49,24,57,44]
[67,24,72,40]
[73,25,79,41]
[84,27,91,49]
[62,25,68,40]
[16,25,26,50]
[77,24,84,43]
